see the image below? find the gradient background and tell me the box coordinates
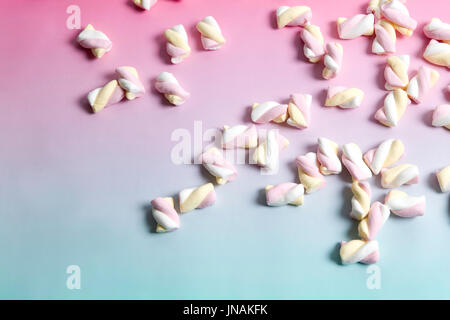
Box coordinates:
[0,0,449,299]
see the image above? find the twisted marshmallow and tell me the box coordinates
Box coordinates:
[265,183,304,206]
[358,202,390,240]
[164,24,191,64]
[375,89,410,127]
[151,197,180,233]
[325,86,364,109]
[322,42,343,80]
[276,6,312,28]
[155,72,190,106]
[133,0,157,10]
[77,24,112,58]
[196,16,226,51]
[87,80,125,113]
[380,0,417,36]
[350,181,372,220]
[384,55,409,90]
[423,18,450,43]
[317,137,342,175]
[406,66,440,103]
[423,39,450,69]
[199,148,237,185]
[341,143,373,181]
[437,166,450,193]
[252,130,289,171]
[179,183,216,213]
[300,24,325,63]
[286,94,311,129]
[221,125,258,149]
[337,14,374,40]
[116,66,145,100]
[340,240,379,265]
[251,101,287,124]
[363,139,405,175]
[381,164,419,188]
[372,19,396,55]
[432,104,450,130]
[295,152,326,194]
[385,190,426,217]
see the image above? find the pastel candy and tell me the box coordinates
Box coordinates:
[300,24,325,63]
[323,42,343,80]
[151,197,180,233]
[295,152,326,194]
[251,101,288,124]
[317,137,342,175]
[116,66,145,100]
[350,181,372,220]
[384,55,409,90]
[155,72,190,106]
[276,6,312,28]
[77,24,112,58]
[337,13,374,40]
[286,94,311,129]
[381,164,419,188]
[325,86,364,109]
[375,89,410,127]
[432,104,450,130]
[406,66,440,103]
[133,0,157,10]
[358,202,390,240]
[436,166,450,193]
[164,24,191,64]
[372,19,396,55]
[199,147,237,185]
[423,39,450,69]
[340,240,379,265]
[423,18,450,43]
[363,139,405,175]
[179,183,216,213]
[196,16,226,50]
[265,183,304,206]
[252,130,289,171]
[87,80,125,113]
[221,125,258,149]
[385,190,426,217]
[381,0,417,36]
[341,143,373,181]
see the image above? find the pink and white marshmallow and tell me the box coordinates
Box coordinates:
[133,0,157,10]
[350,181,372,220]
[423,39,450,69]
[380,0,417,36]
[221,125,258,149]
[317,137,342,175]
[406,66,440,103]
[363,139,405,175]
[374,89,410,127]
[155,72,190,106]
[252,130,289,171]
[325,86,364,109]
[372,19,396,55]
[381,164,419,188]
[300,24,325,63]
[337,13,375,40]
[151,197,180,233]
[295,152,326,194]
[251,101,288,124]
[423,18,450,43]
[164,24,191,64]
[432,104,450,130]
[196,16,226,50]
[87,80,125,113]
[340,240,379,265]
[179,183,216,213]
[116,66,145,100]
[286,94,311,129]
[384,55,409,90]
[385,190,426,217]
[358,202,390,240]
[341,143,373,181]
[323,42,344,80]
[77,24,112,58]
[276,6,312,28]
[199,148,237,185]
[265,183,305,206]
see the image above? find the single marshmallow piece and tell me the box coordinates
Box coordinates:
[337,14,374,40]
[372,19,396,55]
[436,166,450,193]
[276,6,312,28]
[340,240,379,265]
[87,80,125,113]
[322,42,343,80]
[432,104,450,129]
[341,143,373,181]
[221,125,258,149]
[252,130,289,171]
[423,39,450,68]
[199,148,237,185]
[265,183,305,206]
[155,72,190,106]
[77,24,112,58]
[364,139,405,175]
[406,66,440,103]
[358,202,390,240]
[350,181,372,220]
[164,24,191,64]
[384,55,409,90]
[385,190,426,217]
[423,18,450,43]
[375,89,410,127]
[151,197,180,233]
[300,24,325,63]
[381,164,419,188]
[317,137,342,175]
[133,0,157,10]
[381,0,417,36]
[196,16,226,50]
[179,183,216,213]
[251,101,288,124]
[295,152,326,194]
[286,94,311,129]
[116,66,145,100]
[324,86,364,109]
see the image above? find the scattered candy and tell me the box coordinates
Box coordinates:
[350,181,372,220]
[406,66,440,103]
[337,13,374,40]
[199,148,237,185]
[317,137,342,175]
[300,24,325,63]
[164,24,191,64]
[77,24,112,58]
[221,125,258,149]
[380,0,417,36]
[252,130,289,171]
[385,190,426,217]
[322,42,343,79]
[384,54,409,90]
[423,39,450,69]
[276,6,312,28]
[432,104,450,130]
[342,143,373,181]
[363,139,405,175]
[374,89,410,127]
[295,152,326,194]
[151,197,180,233]
[87,80,124,113]
[436,166,450,193]
[325,86,364,109]
[340,240,379,265]
[265,183,305,206]
[155,72,190,106]
[116,66,145,100]
[251,101,288,124]
[372,19,396,55]
[179,183,216,213]
[286,93,311,129]
[381,164,419,188]
[196,16,226,50]
[133,0,157,10]
[358,201,390,240]
[423,18,450,43]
